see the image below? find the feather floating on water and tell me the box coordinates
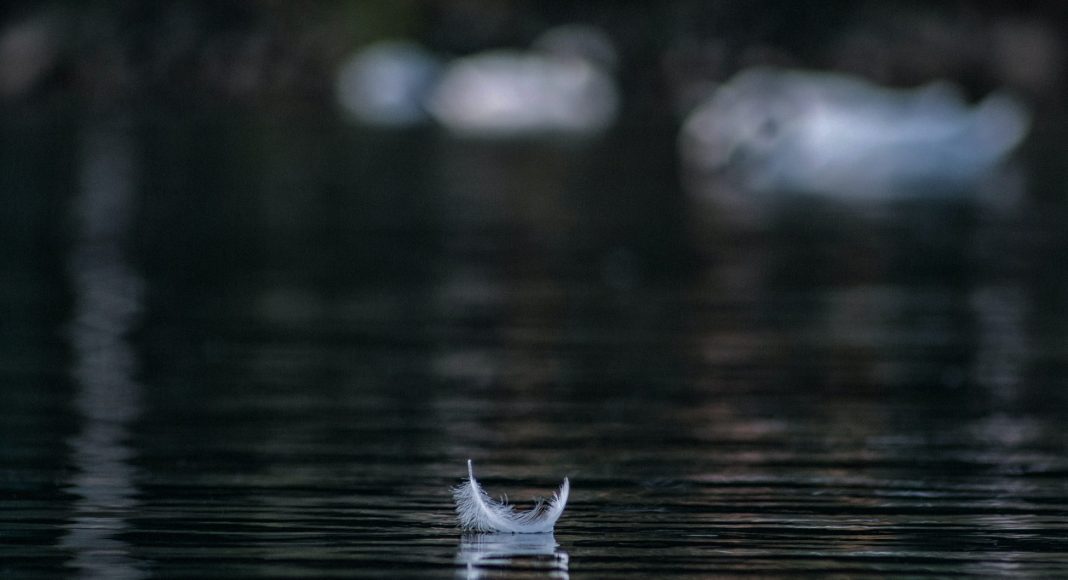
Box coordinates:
[452,460,569,533]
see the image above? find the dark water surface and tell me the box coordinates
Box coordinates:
[3,114,1068,578]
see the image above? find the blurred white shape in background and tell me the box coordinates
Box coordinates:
[427,24,619,138]
[680,68,1030,202]
[335,40,441,127]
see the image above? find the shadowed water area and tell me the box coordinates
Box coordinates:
[2,111,1068,578]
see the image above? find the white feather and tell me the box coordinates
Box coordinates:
[452,460,570,533]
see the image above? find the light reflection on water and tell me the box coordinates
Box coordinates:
[1,117,1067,578]
[58,121,147,579]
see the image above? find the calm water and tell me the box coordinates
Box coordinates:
[2,113,1068,578]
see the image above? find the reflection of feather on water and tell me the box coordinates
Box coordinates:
[457,533,569,579]
[680,67,1031,205]
[453,460,570,533]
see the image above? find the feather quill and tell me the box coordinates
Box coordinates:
[452,460,569,533]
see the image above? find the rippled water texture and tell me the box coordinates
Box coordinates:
[2,115,1068,578]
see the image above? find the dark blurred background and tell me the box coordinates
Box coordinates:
[3,2,1068,577]
[3,1,1067,106]
[2,0,1067,275]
